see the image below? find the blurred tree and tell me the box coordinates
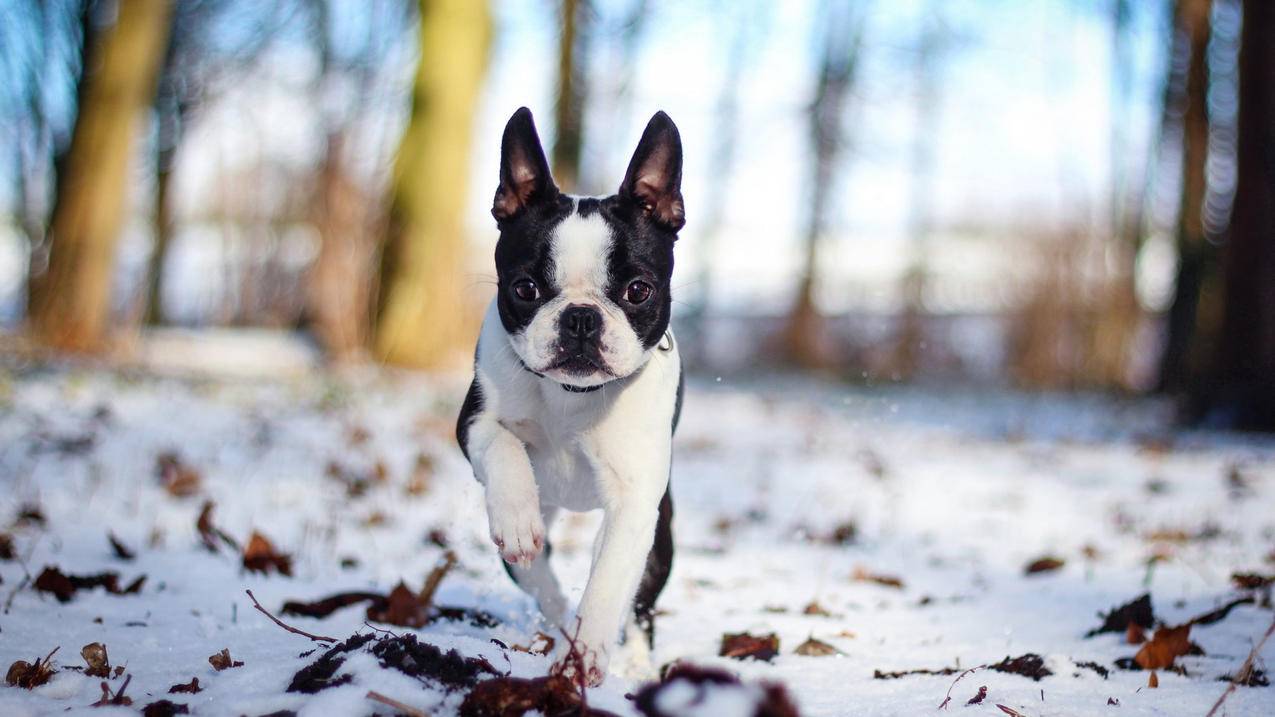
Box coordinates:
[780,1,864,370]
[1209,0,1275,430]
[27,0,172,351]
[552,0,591,192]
[143,1,282,326]
[373,0,492,368]
[1085,0,1145,390]
[1157,0,1215,393]
[891,1,948,380]
[304,0,411,361]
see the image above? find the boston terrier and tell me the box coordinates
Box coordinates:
[456,107,685,685]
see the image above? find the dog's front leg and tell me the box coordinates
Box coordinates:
[559,471,666,685]
[468,417,544,566]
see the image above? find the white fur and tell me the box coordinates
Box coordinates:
[468,297,680,684]
[505,199,650,388]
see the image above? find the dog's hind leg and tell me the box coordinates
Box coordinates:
[502,506,567,627]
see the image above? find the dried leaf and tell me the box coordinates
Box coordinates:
[6,648,58,689]
[967,686,988,705]
[91,674,133,707]
[794,636,842,656]
[1125,622,1146,644]
[242,531,292,577]
[995,706,1027,717]
[510,632,555,656]
[1231,573,1274,590]
[208,648,243,671]
[80,643,110,678]
[0,533,15,561]
[1086,594,1154,637]
[802,600,835,617]
[107,533,135,561]
[1148,671,1159,688]
[719,632,780,662]
[168,677,201,694]
[1024,557,1065,575]
[196,501,239,553]
[33,566,145,602]
[852,565,905,589]
[141,700,190,716]
[156,452,202,498]
[990,654,1052,681]
[1134,624,1191,670]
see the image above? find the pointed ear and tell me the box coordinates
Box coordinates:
[492,107,558,221]
[619,111,685,232]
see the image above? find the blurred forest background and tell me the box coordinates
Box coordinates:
[0,0,1271,431]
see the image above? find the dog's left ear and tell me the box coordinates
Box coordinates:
[619,111,685,233]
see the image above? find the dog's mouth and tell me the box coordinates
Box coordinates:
[548,352,614,378]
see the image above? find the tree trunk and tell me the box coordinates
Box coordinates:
[552,0,588,192]
[780,5,862,370]
[28,0,173,352]
[1158,0,1215,393]
[1210,0,1275,430]
[373,0,492,369]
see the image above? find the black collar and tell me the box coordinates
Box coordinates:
[519,359,606,393]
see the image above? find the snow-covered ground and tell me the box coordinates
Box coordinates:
[0,358,1272,716]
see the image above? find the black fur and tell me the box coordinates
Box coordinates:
[455,377,483,461]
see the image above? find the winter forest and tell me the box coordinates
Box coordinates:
[0,0,1273,715]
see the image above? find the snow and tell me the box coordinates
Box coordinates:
[0,358,1272,716]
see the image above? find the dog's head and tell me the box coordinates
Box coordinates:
[490,107,684,389]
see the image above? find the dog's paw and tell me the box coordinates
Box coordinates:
[486,490,544,567]
[552,642,609,688]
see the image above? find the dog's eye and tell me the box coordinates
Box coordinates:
[625,280,654,305]
[512,279,539,302]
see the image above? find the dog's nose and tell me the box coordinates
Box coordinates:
[560,305,602,341]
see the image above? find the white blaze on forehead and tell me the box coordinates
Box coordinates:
[550,205,612,294]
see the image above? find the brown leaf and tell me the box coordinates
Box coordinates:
[1148,670,1159,688]
[1134,623,1191,670]
[802,600,835,617]
[794,636,842,656]
[1024,556,1065,575]
[719,632,780,662]
[1126,622,1146,644]
[141,700,190,716]
[0,533,14,561]
[91,674,133,707]
[6,647,58,689]
[168,677,201,694]
[967,685,988,705]
[1086,593,1154,637]
[1231,573,1274,590]
[367,582,428,628]
[852,565,905,589]
[208,648,243,671]
[107,533,134,561]
[996,706,1027,717]
[196,502,239,553]
[33,566,145,602]
[510,632,556,656]
[242,531,292,577]
[81,643,111,678]
[990,654,1052,681]
[156,452,202,498]
[282,592,385,619]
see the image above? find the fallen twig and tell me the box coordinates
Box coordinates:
[1205,612,1275,717]
[244,589,336,643]
[418,550,457,610]
[938,664,986,709]
[366,690,430,717]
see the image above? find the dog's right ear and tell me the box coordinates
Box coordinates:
[492,107,558,221]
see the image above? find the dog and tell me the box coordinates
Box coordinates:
[456,106,685,685]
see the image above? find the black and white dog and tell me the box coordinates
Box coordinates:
[456,107,685,685]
